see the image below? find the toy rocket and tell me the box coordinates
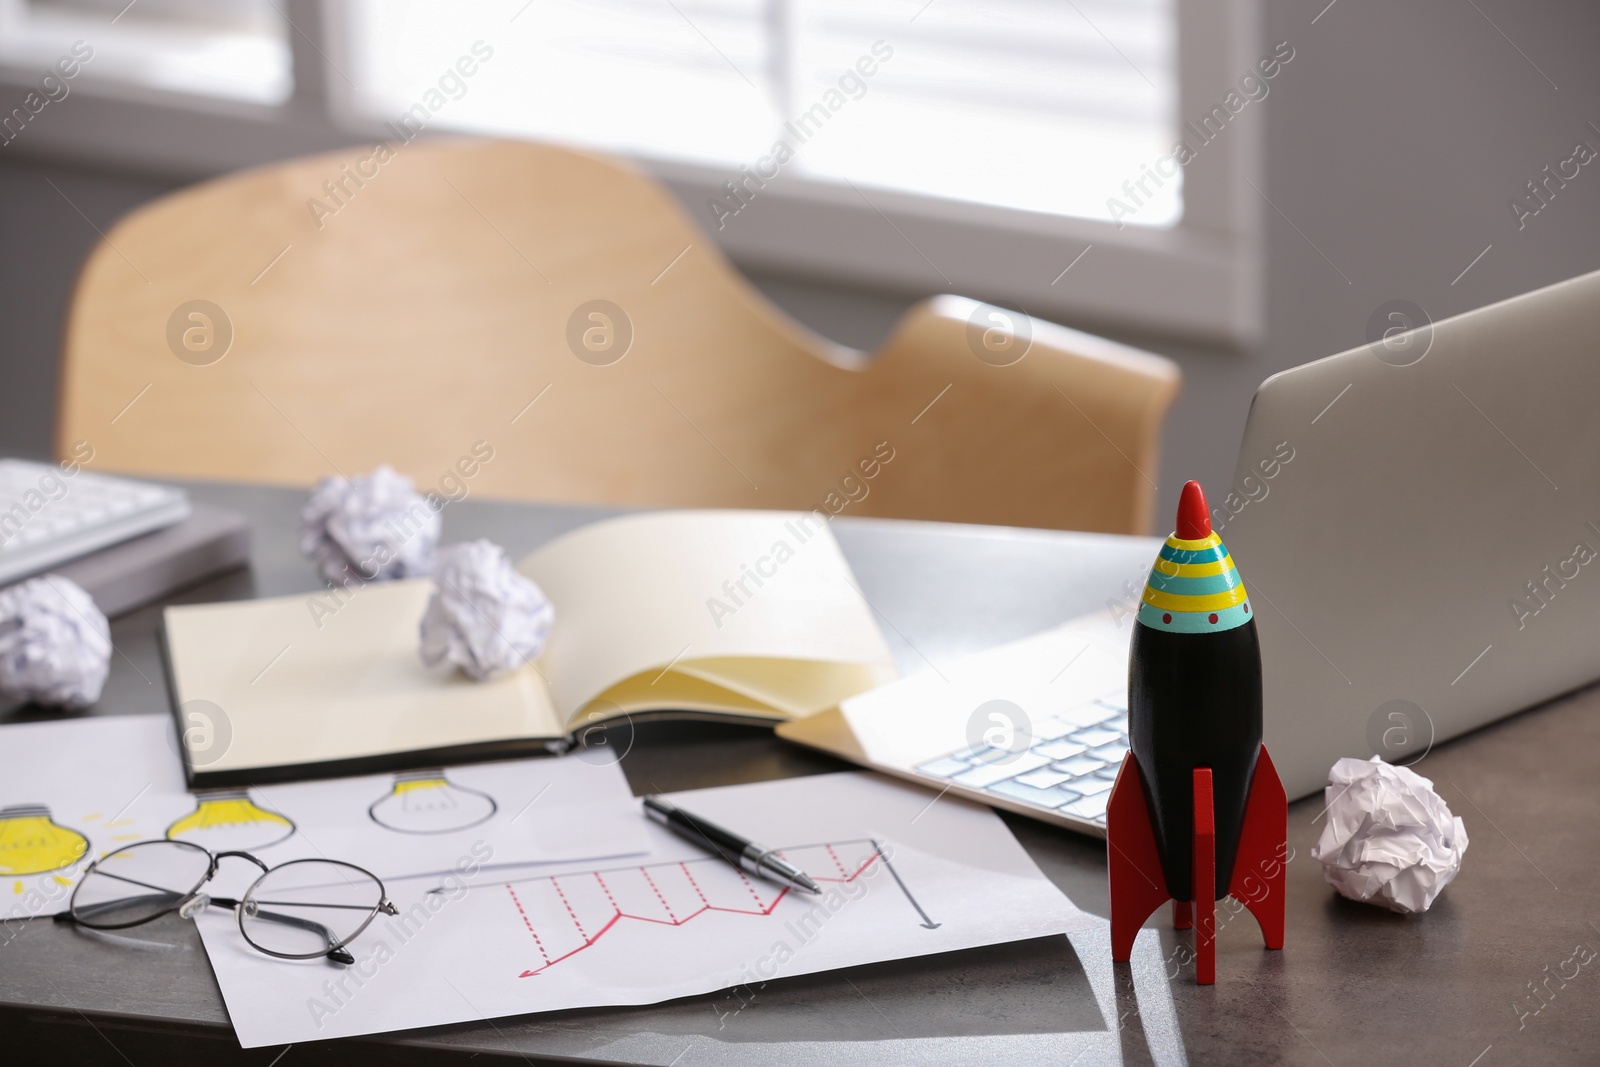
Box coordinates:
[1107,480,1286,985]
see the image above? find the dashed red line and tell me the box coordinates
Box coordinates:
[506,884,550,964]
[549,876,588,940]
[680,862,711,907]
[593,871,622,912]
[823,843,850,878]
[640,866,678,922]
[734,868,768,909]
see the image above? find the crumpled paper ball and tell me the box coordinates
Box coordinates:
[300,465,439,585]
[1311,756,1468,914]
[0,574,111,707]
[419,540,554,681]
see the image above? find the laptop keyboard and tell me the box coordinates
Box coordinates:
[914,696,1129,826]
[0,460,189,585]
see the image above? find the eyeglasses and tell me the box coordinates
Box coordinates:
[55,839,398,965]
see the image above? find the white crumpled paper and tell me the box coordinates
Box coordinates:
[1312,756,1468,914]
[300,464,439,585]
[418,540,554,681]
[0,574,111,707]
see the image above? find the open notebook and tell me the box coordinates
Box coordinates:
[163,510,897,786]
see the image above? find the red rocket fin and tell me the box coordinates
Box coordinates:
[1192,769,1217,985]
[1228,745,1287,950]
[1109,749,1286,980]
[1107,755,1170,962]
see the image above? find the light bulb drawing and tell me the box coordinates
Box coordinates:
[0,804,90,877]
[368,770,497,835]
[166,790,295,852]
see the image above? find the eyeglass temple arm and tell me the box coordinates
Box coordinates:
[208,897,360,964]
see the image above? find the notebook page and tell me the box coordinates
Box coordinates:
[516,510,895,726]
[164,582,563,775]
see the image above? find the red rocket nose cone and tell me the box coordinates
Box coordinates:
[1176,480,1211,539]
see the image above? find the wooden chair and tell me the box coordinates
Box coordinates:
[56,138,1180,533]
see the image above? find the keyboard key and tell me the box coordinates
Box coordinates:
[1058,702,1117,728]
[1071,727,1122,748]
[1070,777,1115,796]
[1034,740,1087,761]
[953,752,1049,788]
[1089,742,1129,764]
[1029,717,1076,741]
[1061,792,1111,820]
[1104,714,1129,732]
[949,744,990,761]
[1015,768,1072,789]
[1093,764,1123,780]
[915,757,971,778]
[1051,755,1105,777]
[988,778,1078,809]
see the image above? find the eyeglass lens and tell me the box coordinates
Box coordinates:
[71,840,212,929]
[239,860,384,959]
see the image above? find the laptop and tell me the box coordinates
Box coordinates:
[782,267,1600,833]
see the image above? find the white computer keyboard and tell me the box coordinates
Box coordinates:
[912,695,1130,827]
[0,460,189,586]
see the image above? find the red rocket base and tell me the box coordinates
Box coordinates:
[1106,746,1286,985]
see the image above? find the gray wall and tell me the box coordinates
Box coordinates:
[3,0,1598,525]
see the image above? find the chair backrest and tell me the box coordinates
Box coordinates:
[57,137,1180,533]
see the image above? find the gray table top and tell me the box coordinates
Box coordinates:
[2,481,1596,1066]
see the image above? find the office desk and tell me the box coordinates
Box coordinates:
[2,482,1597,1066]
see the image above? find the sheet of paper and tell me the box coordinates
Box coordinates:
[0,715,194,922]
[198,771,1093,1048]
[218,756,648,880]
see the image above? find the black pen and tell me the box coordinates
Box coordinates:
[642,795,821,895]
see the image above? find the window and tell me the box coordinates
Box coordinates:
[0,0,1261,343]
[0,0,291,104]
[343,0,1180,228]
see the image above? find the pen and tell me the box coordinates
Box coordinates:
[642,795,821,895]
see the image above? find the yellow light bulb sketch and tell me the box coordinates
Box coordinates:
[0,804,90,878]
[368,770,497,835]
[166,790,295,852]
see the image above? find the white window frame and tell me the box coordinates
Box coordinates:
[0,0,1263,345]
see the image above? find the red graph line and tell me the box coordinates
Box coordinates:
[514,845,882,978]
[517,896,788,977]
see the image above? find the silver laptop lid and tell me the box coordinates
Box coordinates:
[1225,269,1600,799]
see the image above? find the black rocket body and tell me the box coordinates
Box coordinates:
[1128,620,1263,899]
